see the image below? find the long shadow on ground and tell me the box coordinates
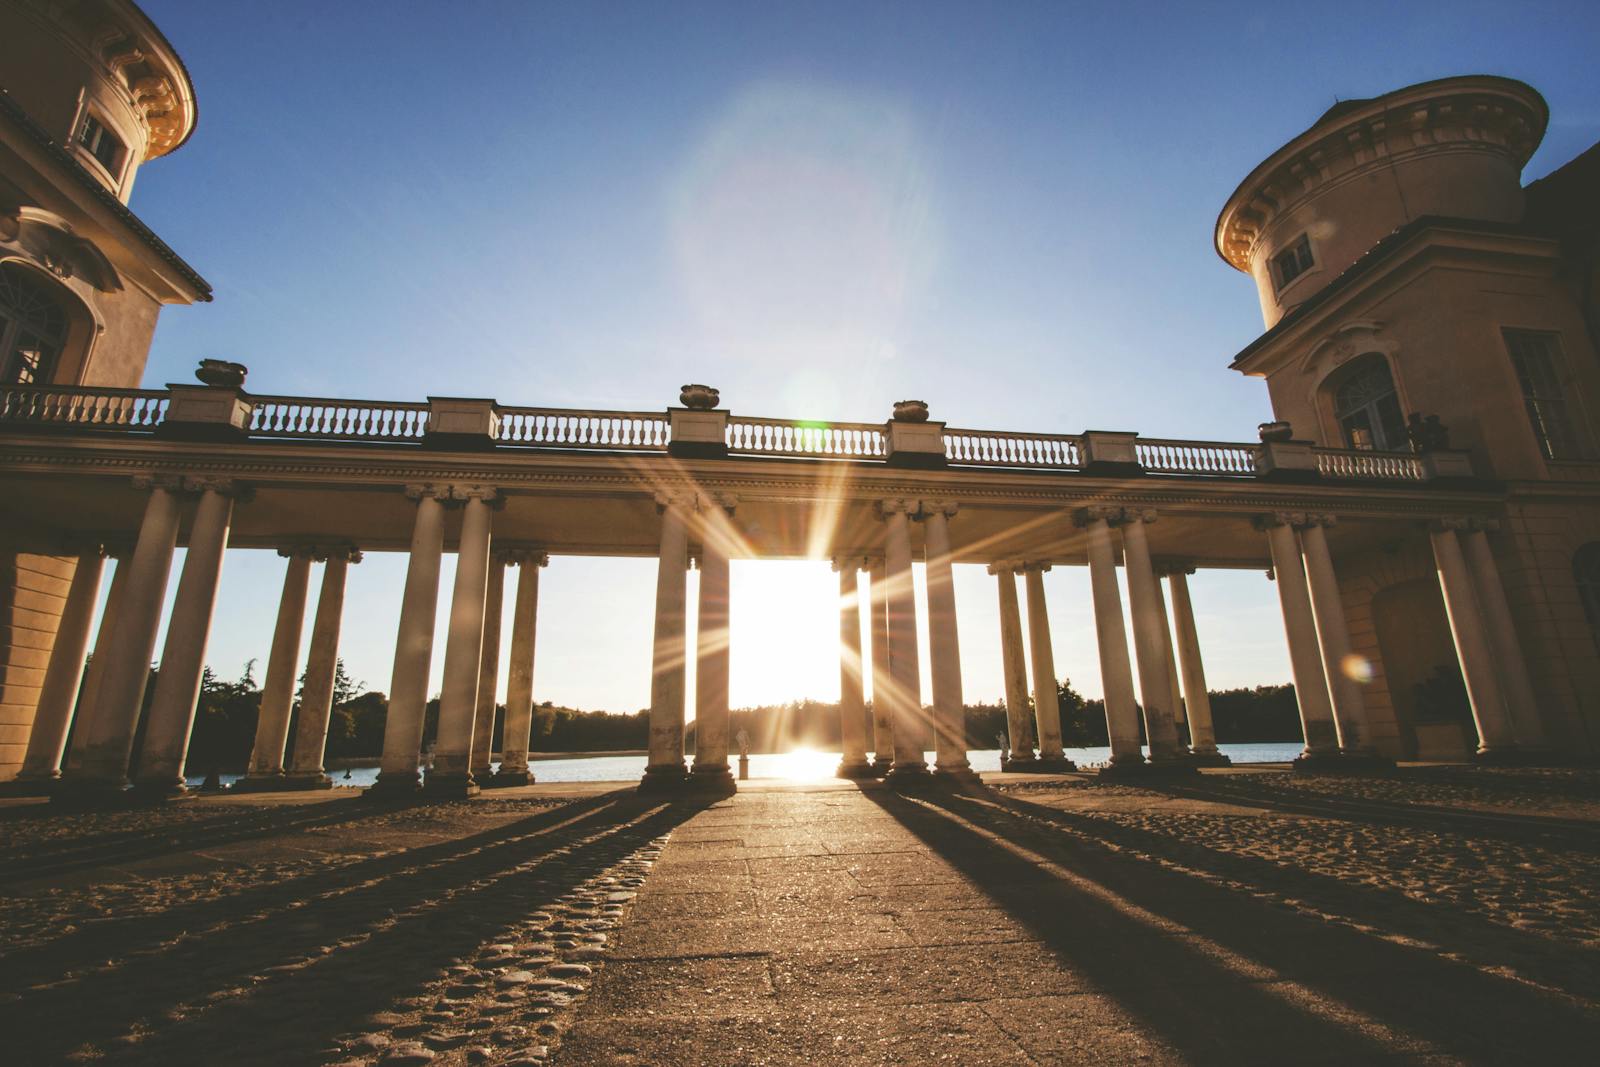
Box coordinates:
[0,791,716,1065]
[864,784,1600,1065]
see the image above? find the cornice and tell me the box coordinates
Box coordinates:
[1215,75,1547,271]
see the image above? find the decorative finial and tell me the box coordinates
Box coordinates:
[679,383,720,410]
[1258,420,1293,443]
[195,359,248,389]
[892,400,930,423]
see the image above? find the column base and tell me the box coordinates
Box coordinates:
[1471,745,1528,767]
[1188,749,1234,767]
[836,759,877,779]
[688,765,737,795]
[365,769,424,801]
[0,774,59,797]
[637,763,688,793]
[868,757,894,778]
[129,777,195,803]
[1101,757,1196,779]
[421,770,479,799]
[999,753,1034,772]
[933,764,982,785]
[1290,749,1346,772]
[1011,755,1075,771]
[280,772,335,790]
[885,761,933,789]
[486,769,535,788]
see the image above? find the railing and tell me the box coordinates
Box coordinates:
[0,385,167,429]
[0,383,1456,485]
[1315,448,1427,481]
[1138,438,1258,476]
[726,416,885,458]
[944,428,1081,468]
[498,408,670,450]
[250,396,430,440]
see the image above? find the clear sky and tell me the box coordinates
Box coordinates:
[120,0,1600,713]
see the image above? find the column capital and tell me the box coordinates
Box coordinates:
[131,472,186,493]
[183,475,253,501]
[1153,559,1197,577]
[830,555,859,573]
[1292,512,1338,530]
[654,489,697,512]
[1466,516,1501,533]
[276,543,321,560]
[986,559,1021,576]
[496,543,549,568]
[1426,516,1471,533]
[404,482,456,502]
[877,498,917,518]
[450,484,502,507]
[701,490,738,514]
[1073,504,1155,528]
[1252,511,1305,531]
[918,500,959,519]
[314,542,363,564]
[861,555,885,572]
[1020,560,1052,574]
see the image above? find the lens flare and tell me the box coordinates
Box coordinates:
[1340,653,1374,684]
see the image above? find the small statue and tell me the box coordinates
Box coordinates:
[735,728,751,781]
[1406,412,1451,453]
[996,731,1009,761]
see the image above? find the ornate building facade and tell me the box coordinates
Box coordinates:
[1,0,209,780]
[0,5,1595,792]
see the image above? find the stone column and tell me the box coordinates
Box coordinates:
[237,547,316,790]
[1298,517,1379,759]
[494,549,547,787]
[991,562,1035,769]
[1165,568,1228,765]
[426,486,498,797]
[17,546,106,785]
[61,476,184,797]
[1120,511,1188,766]
[1462,522,1545,749]
[881,500,929,782]
[62,549,130,776]
[372,485,451,796]
[1022,563,1073,770]
[866,557,894,773]
[692,496,736,792]
[134,479,243,798]
[470,552,508,783]
[1429,519,1517,756]
[1077,508,1144,769]
[641,491,691,790]
[285,545,359,788]
[1152,569,1187,742]
[1258,513,1341,766]
[834,557,873,777]
[922,503,974,781]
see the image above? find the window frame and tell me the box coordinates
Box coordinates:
[0,262,74,386]
[70,110,127,189]
[1501,327,1594,462]
[1271,233,1317,294]
[1329,352,1408,452]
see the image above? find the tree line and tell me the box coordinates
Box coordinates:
[88,661,1307,775]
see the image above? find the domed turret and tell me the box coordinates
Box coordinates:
[1216,76,1547,328]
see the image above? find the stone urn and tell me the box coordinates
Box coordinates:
[892,400,930,423]
[1257,420,1294,443]
[195,359,248,389]
[679,383,720,410]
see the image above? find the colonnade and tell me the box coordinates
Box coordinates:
[18,478,1542,801]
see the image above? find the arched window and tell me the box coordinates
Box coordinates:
[1332,354,1407,451]
[1576,543,1600,643]
[0,263,71,385]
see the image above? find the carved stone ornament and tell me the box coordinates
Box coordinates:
[679,384,720,410]
[1406,412,1451,453]
[1258,420,1294,443]
[892,400,930,423]
[195,359,248,389]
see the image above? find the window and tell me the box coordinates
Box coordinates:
[1271,234,1315,292]
[76,114,124,176]
[1333,354,1407,451]
[1504,329,1590,460]
[1577,544,1600,646]
[0,264,71,385]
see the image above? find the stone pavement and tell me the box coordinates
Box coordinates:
[2,769,1599,1065]
[554,774,1600,1066]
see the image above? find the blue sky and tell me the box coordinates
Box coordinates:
[121,0,1600,713]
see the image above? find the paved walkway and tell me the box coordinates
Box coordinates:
[554,776,1600,1066]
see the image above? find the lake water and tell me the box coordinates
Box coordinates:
[189,743,1306,790]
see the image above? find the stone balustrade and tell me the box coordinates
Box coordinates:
[0,382,1465,485]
